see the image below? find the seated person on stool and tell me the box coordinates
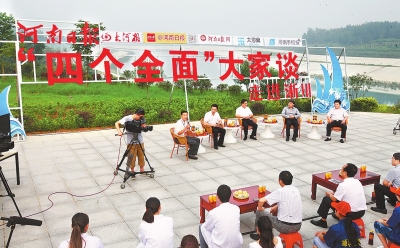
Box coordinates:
[199,184,243,248]
[371,152,400,214]
[281,100,301,142]
[251,171,302,240]
[204,104,226,150]
[375,186,400,248]
[311,163,366,228]
[324,99,348,143]
[313,201,361,248]
[174,111,200,160]
[235,99,258,140]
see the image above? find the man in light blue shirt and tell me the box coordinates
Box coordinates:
[281,100,301,142]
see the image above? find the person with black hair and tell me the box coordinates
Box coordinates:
[199,184,243,248]
[180,234,199,248]
[311,163,366,228]
[249,216,283,248]
[58,213,103,248]
[371,152,400,214]
[313,201,361,248]
[174,110,200,160]
[235,99,258,140]
[281,100,301,142]
[115,108,147,173]
[137,197,173,248]
[251,171,302,240]
[204,104,226,149]
[324,99,348,143]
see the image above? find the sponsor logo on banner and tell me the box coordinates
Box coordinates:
[187,34,197,44]
[100,31,142,43]
[143,32,187,44]
[264,38,302,47]
[233,36,263,46]
[196,34,233,45]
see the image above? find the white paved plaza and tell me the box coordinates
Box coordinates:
[0,111,399,247]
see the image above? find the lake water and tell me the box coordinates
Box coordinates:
[364,91,399,106]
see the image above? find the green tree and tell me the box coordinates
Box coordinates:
[234,60,250,91]
[0,12,15,82]
[194,74,212,94]
[70,20,106,83]
[133,67,165,96]
[346,73,374,100]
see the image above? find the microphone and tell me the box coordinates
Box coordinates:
[1,216,42,226]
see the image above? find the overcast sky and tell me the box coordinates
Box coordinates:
[2,0,400,38]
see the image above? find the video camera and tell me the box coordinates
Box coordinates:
[125,119,153,133]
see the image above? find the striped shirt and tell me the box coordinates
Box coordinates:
[386,165,400,188]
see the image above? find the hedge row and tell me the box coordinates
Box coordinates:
[19,97,312,133]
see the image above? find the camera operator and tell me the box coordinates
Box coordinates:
[115,108,147,173]
[174,111,200,160]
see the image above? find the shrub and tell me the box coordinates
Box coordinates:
[249,102,265,115]
[351,97,379,111]
[77,111,95,128]
[216,84,228,92]
[157,81,173,92]
[228,85,242,96]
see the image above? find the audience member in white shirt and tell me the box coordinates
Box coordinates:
[58,213,104,248]
[310,163,367,228]
[249,216,283,248]
[251,171,302,241]
[137,197,174,248]
[325,99,348,143]
[204,104,226,150]
[235,99,258,140]
[199,184,243,248]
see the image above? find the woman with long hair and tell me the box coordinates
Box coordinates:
[249,216,283,248]
[313,201,361,248]
[58,213,103,248]
[137,197,173,248]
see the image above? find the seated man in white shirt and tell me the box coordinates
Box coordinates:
[199,184,243,248]
[174,110,200,160]
[310,163,367,228]
[204,104,226,150]
[325,99,348,143]
[251,171,302,240]
[235,99,258,140]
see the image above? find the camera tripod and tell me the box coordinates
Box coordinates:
[114,133,155,189]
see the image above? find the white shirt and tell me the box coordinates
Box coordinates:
[174,118,190,137]
[249,237,283,248]
[204,111,221,125]
[236,106,253,118]
[118,115,144,144]
[137,214,174,248]
[327,108,348,121]
[264,185,302,223]
[201,202,243,248]
[334,177,367,211]
[58,233,103,248]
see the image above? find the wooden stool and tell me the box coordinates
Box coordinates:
[352,218,365,238]
[279,232,303,248]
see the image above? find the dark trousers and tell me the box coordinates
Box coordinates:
[186,136,200,155]
[317,196,365,220]
[285,118,299,137]
[212,126,226,146]
[326,120,347,138]
[374,183,397,209]
[242,119,258,137]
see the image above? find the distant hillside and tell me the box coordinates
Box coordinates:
[302,21,400,58]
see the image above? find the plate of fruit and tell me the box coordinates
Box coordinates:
[227,121,237,127]
[233,190,249,199]
[263,118,277,123]
[307,119,324,124]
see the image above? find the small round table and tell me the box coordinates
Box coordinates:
[305,122,324,139]
[258,121,278,138]
[223,126,239,143]
[187,132,207,154]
